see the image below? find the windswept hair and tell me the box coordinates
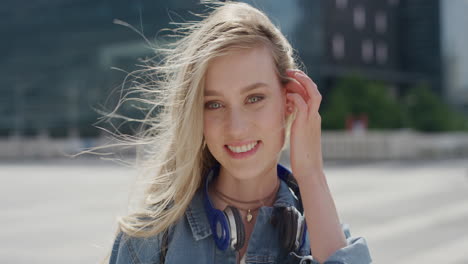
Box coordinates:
[90,1,299,239]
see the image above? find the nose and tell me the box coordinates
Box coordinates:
[225,107,250,139]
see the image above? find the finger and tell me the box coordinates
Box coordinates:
[285,70,310,102]
[286,93,308,122]
[285,69,302,76]
[285,79,309,102]
[293,72,322,113]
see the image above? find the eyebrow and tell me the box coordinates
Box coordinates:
[204,82,268,96]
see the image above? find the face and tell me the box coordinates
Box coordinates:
[203,45,288,180]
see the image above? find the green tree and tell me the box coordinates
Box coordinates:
[404,84,468,132]
[321,75,405,130]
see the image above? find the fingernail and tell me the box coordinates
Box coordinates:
[295,71,305,77]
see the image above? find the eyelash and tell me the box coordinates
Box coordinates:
[205,95,265,110]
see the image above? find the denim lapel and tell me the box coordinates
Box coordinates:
[185,187,213,241]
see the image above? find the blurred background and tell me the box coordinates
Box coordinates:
[1,0,467,263]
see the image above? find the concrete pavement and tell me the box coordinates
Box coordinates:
[0,158,467,264]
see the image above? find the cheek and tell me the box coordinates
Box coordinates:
[267,93,287,125]
[203,113,222,145]
[203,114,213,137]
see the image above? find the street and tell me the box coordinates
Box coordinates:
[0,158,467,264]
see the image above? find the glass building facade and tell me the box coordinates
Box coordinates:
[3,0,457,139]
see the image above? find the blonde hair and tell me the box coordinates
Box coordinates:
[98,1,299,240]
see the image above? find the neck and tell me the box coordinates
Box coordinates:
[211,163,279,207]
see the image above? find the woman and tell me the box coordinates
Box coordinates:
[107,2,372,264]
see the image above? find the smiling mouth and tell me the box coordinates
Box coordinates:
[224,140,261,159]
[226,141,259,153]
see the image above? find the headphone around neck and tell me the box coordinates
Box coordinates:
[203,164,307,253]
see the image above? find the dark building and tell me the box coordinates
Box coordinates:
[398,0,442,94]
[0,0,446,139]
[1,0,320,139]
[1,0,204,138]
[320,0,442,98]
[323,0,399,70]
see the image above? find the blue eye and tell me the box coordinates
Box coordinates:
[205,102,222,110]
[247,95,264,104]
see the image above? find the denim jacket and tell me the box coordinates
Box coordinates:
[109,168,372,264]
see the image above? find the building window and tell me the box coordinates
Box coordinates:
[336,0,348,9]
[354,6,366,30]
[361,39,374,63]
[388,0,399,6]
[376,42,388,64]
[375,12,387,33]
[332,34,345,59]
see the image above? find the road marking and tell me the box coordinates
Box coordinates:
[399,234,468,264]
[356,199,468,243]
[331,175,460,216]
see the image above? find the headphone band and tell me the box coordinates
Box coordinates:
[203,163,307,252]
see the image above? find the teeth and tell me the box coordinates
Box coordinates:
[227,141,258,153]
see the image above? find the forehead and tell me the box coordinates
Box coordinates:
[204,45,279,94]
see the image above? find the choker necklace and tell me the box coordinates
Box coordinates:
[213,179,280,222]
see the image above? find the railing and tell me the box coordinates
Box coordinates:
[322,130,468,160]
[1,130,468,160]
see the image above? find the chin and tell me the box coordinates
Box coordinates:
[223,159,276,179]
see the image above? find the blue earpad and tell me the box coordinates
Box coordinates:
[210,209,230,251]
[203,165,231,251]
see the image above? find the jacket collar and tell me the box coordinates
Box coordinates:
[185,164,299,241]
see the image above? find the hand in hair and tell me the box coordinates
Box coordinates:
[284,69,324,182]
[284,69,347,262]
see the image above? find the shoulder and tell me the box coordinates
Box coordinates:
[108,230,163,264]
[108,187,213,264]
[308,224,373,264]
[108,192,201,264]
[109,222,178,264]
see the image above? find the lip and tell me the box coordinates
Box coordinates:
[224,140,261,159]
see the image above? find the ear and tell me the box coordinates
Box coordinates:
[282,86,294,116]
